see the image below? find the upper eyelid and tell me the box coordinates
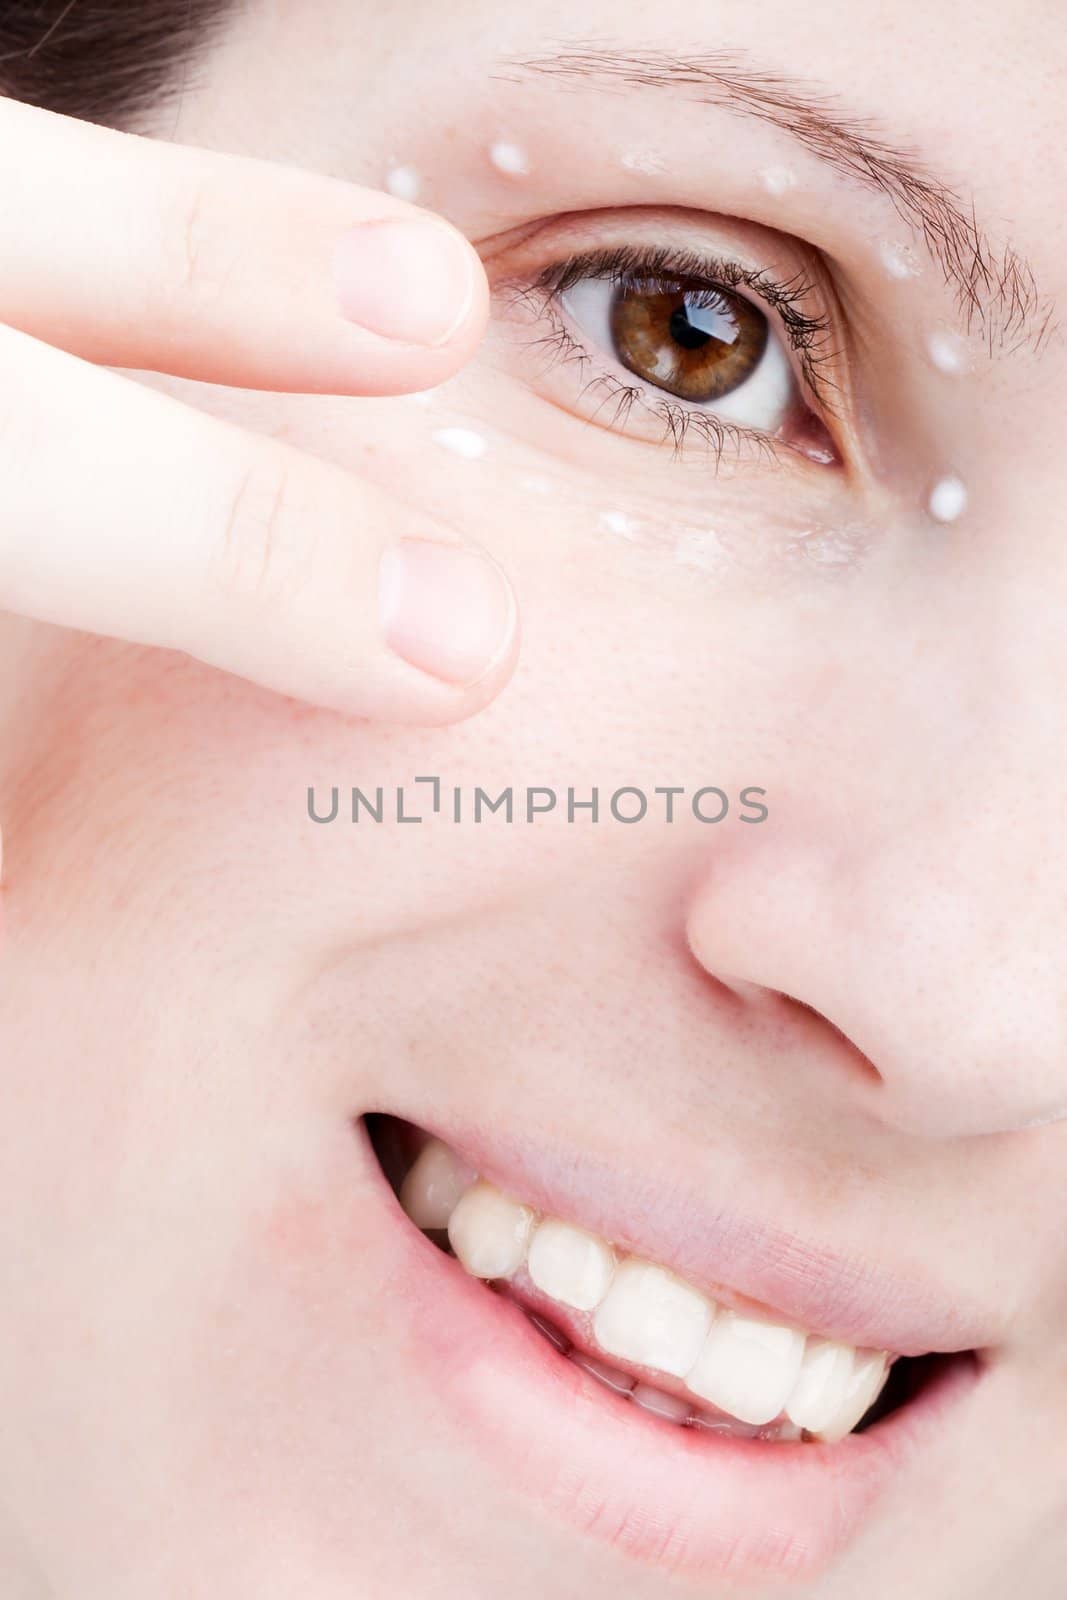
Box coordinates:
[508,47,1053,358]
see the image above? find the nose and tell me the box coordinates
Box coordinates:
[686,819,1067,1139]
[683,581,1067,1141]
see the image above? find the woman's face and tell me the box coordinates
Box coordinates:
[2,0,1066,1595]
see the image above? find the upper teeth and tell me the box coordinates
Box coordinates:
[400,1140,891,1442]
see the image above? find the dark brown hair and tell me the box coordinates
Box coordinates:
[0,0,233,128]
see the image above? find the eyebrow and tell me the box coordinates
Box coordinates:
[506,45,1056,358]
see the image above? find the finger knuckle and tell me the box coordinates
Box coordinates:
[166,173,228,317]
[213,461,316,612]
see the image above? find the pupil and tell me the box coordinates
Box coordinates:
[668,294,736,353]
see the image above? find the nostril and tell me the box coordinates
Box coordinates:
[694,966,885,1092]
[685,839,1067,1141]
[781,993,883,1084]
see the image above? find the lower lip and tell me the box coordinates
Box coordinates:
[357,1122,979,1584]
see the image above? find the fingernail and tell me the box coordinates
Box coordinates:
[379,540,516,685]
[335,218,475,346]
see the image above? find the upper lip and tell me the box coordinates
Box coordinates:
[398,1115,997,1358]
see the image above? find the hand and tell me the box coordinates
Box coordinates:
[0,96,517,723]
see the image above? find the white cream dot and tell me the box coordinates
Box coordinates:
[928,476,968,523]
[598,509,640,539]
[621,148,666,175]
[489,141,530,176]
[1020,1104,1067,1130]
[432,427,489,461]
[760,166,796,197]
[518,475,554,495]
[927,329,970,375]
[672,529,724,572]
[879,239,921,281]
[385,164,421,203]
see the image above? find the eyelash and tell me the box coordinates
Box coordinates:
[508,243,838,467]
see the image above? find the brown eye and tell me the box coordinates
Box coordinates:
[609,281,769,403]
[557,260,817,443]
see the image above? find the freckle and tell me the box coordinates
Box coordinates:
[926,329,971,375]
[384,164,421,203]
[928,475,968,523]
[879,239,921,281]
[489,140,530,176]
[621,148,666,175]
[759,166,796,197]
[598,509,640,539]
[432,427,489,461]
[519,475,554,495]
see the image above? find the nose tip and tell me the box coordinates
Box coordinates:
[683,831,1067,1142]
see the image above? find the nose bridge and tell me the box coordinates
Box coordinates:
[685,576,1067,1140]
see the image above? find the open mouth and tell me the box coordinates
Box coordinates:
[364,1113,981,1580]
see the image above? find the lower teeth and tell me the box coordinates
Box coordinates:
[572,1352,636,1396]
[526,1310,570,1354]
[523,1309,802,1442]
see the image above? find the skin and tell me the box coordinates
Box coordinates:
[1,0,1066,1594]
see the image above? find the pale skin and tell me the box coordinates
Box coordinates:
[1,0,1066,1595]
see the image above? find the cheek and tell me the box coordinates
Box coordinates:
[167,1132,461,1581]
[203,1151,392,1396]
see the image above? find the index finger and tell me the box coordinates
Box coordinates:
[0,95,488,394]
